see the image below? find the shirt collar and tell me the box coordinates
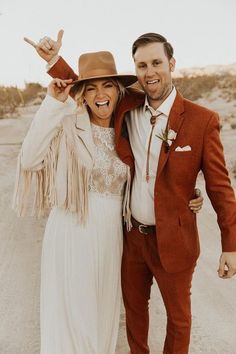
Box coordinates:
[143,86,177,117]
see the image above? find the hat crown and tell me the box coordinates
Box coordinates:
[71,50,137,87]
[78,51,118,81]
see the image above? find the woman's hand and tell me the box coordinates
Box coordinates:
[189,188,204,213]
[47,78,74,102]
[24,29,64,63]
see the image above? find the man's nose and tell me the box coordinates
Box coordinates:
[146,66,155,77]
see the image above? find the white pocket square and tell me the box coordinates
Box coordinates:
[175,145,192,152]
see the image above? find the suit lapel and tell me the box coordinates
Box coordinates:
[74,109,94,159]
[156,92,185,181]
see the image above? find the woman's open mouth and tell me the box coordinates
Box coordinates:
[95,100,109,107]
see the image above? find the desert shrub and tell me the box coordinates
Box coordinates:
[218,74,236,101]
[0,83,46,117]
[22,83,45,103]
[0,86,21,115]
[173,73,236,102]
[231,123,236,130]
[173,75,219,101]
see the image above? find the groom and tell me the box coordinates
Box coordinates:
[115,34,236,354]
[25,32,236,354]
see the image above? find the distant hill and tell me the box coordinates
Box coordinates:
[173,73,236,102]
[173,63,236,78]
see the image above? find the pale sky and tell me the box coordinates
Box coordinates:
[0,0,235,87]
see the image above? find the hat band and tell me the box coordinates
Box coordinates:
[79,68,118,80]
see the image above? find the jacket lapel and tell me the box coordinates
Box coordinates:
[156,92,185,181]
[74,109,94,159]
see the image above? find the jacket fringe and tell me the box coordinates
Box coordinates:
[123,167,132,231]
[63,145,91,224]
[12,129,91,224]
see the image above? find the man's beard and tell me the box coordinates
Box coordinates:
[147,83,172,103]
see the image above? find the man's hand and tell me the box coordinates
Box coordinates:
[189,188,204,213]
[47,78,73,102]
[218,252,236,279]
[24,29,64,63]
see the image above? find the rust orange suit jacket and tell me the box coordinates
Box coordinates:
[49,57,236,273]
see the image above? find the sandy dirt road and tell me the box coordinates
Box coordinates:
[0,107,236,354]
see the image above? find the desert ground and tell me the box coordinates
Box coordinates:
[0,99,236,354]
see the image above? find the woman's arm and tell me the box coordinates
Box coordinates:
[13,79,76,216]
[21,79,75,170]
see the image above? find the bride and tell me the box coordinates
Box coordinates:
[13,51,137,354]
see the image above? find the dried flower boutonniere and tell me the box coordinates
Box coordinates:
[156,127,177,153]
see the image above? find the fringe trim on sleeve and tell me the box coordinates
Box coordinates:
[12,129,91,224]
[62,143,91,225]
[12,129,63,217]
[123,166,132,231]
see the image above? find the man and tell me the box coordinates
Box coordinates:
[25,32,236,354]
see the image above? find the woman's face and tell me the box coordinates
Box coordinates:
[83,78,119,126]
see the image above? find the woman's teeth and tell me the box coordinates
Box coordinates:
[147,79,160,84]
[96,100,109,107]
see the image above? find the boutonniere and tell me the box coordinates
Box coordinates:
[156,127,177,153]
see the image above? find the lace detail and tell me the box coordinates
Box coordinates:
[92,123,115,151]
[89,123,128,196]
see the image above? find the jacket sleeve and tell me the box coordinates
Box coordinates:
[201,112,236,251]
[12,95,77,216]
[20,94,76,171]
[48,56,78,81]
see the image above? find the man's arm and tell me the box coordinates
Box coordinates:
[24,30,64,64]
[48,57,78,81]
[24,29,78,81]
[202,112,236,278]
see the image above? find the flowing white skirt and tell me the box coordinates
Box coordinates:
[40,192,124,354]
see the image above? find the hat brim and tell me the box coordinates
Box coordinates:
[70,74,137,88]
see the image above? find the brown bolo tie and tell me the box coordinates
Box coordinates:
[145,111,163,182]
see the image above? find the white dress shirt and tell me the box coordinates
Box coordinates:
[126,87,177,225]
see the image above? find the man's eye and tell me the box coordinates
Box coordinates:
[105,83,113,88]
[138,64,146,69]
[153,61,161,66]
[86,87,94,91]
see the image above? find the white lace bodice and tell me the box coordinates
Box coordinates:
[89,123,128,196]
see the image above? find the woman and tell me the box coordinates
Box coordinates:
[13,50,203,354]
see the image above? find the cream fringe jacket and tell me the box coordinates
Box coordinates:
[13,95,131,226]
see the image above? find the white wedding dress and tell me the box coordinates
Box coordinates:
[40,123,128,354]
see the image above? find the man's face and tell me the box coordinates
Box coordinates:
[134,42,175,109]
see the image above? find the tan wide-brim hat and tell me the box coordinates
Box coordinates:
[71,51,137,87]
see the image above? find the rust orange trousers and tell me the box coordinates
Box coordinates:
[121,226,195,354]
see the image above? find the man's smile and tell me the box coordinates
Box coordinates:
[146,79,160,85]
